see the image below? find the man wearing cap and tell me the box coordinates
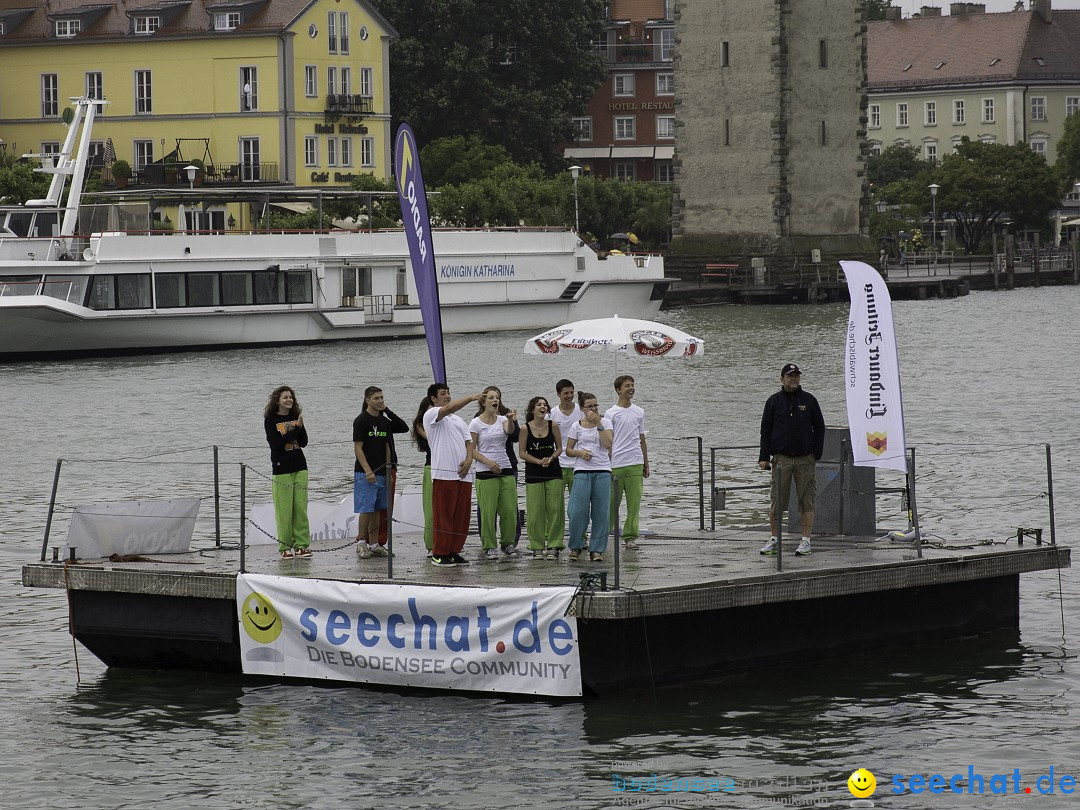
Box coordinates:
[757,363,825,557]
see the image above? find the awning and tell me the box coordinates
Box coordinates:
[270,201,313,214]
[1062,218,1080,227]
[654,146,674,160]
[609,146,655,158]
[563,147,612,159]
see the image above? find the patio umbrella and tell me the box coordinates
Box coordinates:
[608,232,630,241]
[525,315,704,359]
[103,137,116,166]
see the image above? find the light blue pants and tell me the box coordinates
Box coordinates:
[567,471,611,554]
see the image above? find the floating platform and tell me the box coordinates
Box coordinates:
[22,527,1069,695]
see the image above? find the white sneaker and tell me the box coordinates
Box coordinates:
[795,538,812,556]
[357,544,372,559]
[759,538,778,555]
[370,545,389,557]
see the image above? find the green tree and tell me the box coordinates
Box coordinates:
[0,153,50,204]
[864,0,893,21]
[372,0,607,169]
[1053,111,1080,193]
[923,139,1061,253]
[420,136,511,187]
[868,144,928,191]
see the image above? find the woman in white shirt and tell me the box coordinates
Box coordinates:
[469,387,519,559]
[564,392,613,562]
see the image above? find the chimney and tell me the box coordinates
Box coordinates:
[922,6,942,15]
[1033,0,1051,23]
[885,5,902,20]
[950,2,967,13]
[968,3,986,12]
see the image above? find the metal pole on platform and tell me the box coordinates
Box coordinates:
[1045,444,1057,546]
[709,447,717,532]
[387,463,395,578]
[907,448,923,559]
[773,462,783,572]
[239,464,247,574]
[613,494,621,591]
[213,445,221,547]
[839,438,848,536]
[697,436,705,531]
[40,458,64,562]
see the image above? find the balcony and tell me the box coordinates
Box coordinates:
[102,161,280,187]
[324,94,373,117]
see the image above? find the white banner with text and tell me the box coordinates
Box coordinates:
[237,574,582,696]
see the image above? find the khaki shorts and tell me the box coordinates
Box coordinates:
[768,454,817,515]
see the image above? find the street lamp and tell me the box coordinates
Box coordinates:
[875,199,887,214]
[183,164,199,190]
[928,183,940,275]
[569,165,581,234]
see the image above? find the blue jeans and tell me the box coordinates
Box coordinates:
[567,471,611,554]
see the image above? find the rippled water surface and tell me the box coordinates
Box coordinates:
[2,286,1077,808]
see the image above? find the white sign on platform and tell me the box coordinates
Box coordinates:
[840,260,908,473]
[236,574,582,697]
[248,489,425,545]
[66,497,200,559]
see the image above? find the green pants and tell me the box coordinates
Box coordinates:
[525,478,565,551]
[561,466,574,494]
[422,465,433,551]
[475,475,518,549]
[272,469,310,552]
[610,464,644,544]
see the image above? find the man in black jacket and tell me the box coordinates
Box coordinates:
[757,363,825,557]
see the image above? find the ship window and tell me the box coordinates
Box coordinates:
[222,272,253,305]
[88,275,118,309]
[0,275,41,296]
[156,273,186,307]
[5,212,33,237]
[117,274,152,308]
[286,271,312,303]
[42,275,88,304]
[187,273,220,306]
[254,271,284,304]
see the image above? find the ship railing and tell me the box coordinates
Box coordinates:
[0,278,44,297]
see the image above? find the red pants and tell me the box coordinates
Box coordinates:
[431,479,472,556]
[376,467,397,545]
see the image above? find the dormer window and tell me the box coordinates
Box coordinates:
[214,12,240,31]
[902,63,912,72]
[989,57,1000,66]
[1034,57,1046,67]
[134,16,160,34]
[55,19,81,37]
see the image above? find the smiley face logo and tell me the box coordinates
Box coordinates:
[848,768,877,798]
[241,591,282,644]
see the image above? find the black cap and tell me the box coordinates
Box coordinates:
[781,363,801,377]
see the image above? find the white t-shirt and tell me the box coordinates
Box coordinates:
[423,407,474,482]
[468,414,511,470]
[566,417,613,472]
[605,403,646,468]
[550,404,583,469]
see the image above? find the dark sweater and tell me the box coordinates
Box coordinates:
[758,387,825,462]
[265,414,308,475]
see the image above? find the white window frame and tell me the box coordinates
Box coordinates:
[924,140,938,163]
[340,67,351,96]
[359,67,373,98]
[55,19,80,38]
[983,98,995,124]
[953,99,965,125]
[240,67,257,112]
[327,11,337,53]
[340,137,353,167]
[656,116,675,140]
[1029,136,1048,157]
[305,66,318,98]
[613,73,635,97]
[1067,96,1080,117]
[214,12,240,31]
[135,70,152,115]
[304,136,318,167]
[869,104,880,129]
[896,103,908,128]
[86,73,104,108]
[924,101,936,126]
[1031,96,1046,121]
[656,73,674,96]
[656,162,674,183]
[134,16,160,35]
[614,116,636,140]
[573,117,593,142]
[327,66,337,96]
[361,137,375,168]
[338,12,349,54]
[42,74,59,118]
[614,162,636,181]
[659,29,674,62]
[133,139,154,169]
[327,138,338,168]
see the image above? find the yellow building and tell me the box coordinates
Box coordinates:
[0,0,396,201]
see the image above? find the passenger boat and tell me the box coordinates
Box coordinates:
[0,99,669,360]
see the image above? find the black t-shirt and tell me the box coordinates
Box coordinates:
[353,411,391,475]
[523,422,562,483]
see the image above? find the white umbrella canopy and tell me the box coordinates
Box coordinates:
[525,315,704,358]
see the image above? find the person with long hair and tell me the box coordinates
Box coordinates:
[564,392,613,563]
[263,385,311,559]
[469,386,519,559]
[411,394,434,555]
[519,395,564,559]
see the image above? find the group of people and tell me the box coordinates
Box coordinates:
[262,376,651,566]
[264,361,825,565]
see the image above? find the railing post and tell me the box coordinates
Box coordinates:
[773,462,783,572]
[907,448,923,559]
[239,464,247,574]
[40,458,64,562]
[213,445,221,547]
[709,447,717,531]
[697,436,705,531]
[1046,444,1057,546]
[387,463,395,579]
[613,495,621,591]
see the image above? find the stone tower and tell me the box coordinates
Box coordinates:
[671,0,872,259]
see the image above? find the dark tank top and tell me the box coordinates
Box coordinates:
[524,422,562,483]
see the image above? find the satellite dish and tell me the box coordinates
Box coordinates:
[61,107,75,125]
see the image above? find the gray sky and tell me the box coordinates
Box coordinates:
[904,0,1080,11]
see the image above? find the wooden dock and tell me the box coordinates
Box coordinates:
[23,527,1069,694]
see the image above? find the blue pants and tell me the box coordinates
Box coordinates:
[567,471,611,554]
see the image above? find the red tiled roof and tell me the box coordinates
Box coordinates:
[610,0,664,23]
[869,9,1080,87]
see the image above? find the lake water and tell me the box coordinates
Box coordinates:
[2,287,1077,809]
